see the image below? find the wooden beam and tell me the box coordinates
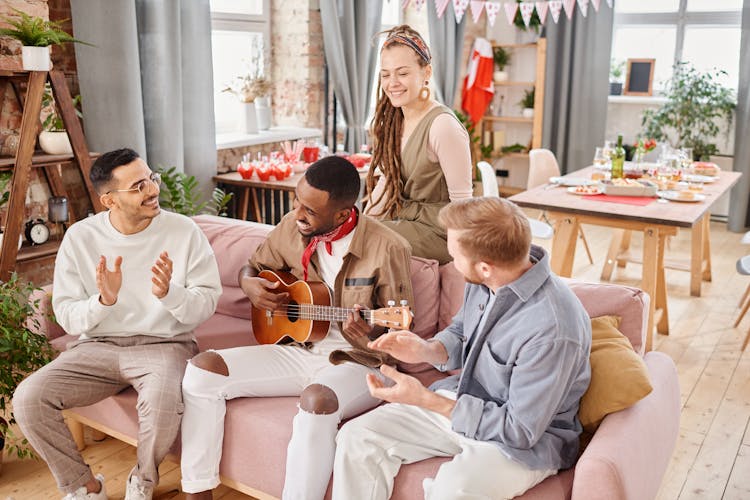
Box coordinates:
[48,70,103,212]
[0,71,46,282]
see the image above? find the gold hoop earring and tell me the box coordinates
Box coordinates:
[419,86,430,101]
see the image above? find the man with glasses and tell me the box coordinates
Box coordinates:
[13,148,222,500]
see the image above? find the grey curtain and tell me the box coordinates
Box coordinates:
[427,5,466,107]
[542,6,614,174]
[70,0,216,193]
[729,0,750,231]
[320,0,383,154]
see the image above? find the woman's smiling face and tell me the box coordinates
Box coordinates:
[379,44,431,109]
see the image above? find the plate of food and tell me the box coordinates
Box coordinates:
[601,178,658,197]
[550,176,596,187]
[690,161,720,177]
[657,190,706,203]
[567,185,602,196]
[682,174,717,184]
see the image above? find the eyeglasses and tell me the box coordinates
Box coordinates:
[107,172,162,195]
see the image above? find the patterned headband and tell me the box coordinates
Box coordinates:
[383,33,431,64]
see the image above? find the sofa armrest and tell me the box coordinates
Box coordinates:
[572,352,680,500]
[28,285,66,341]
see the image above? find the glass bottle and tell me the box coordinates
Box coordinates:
[611,134,625,179]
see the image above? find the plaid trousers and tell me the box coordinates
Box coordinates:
[13,332,197,495]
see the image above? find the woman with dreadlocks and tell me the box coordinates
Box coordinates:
[365,25,473,264]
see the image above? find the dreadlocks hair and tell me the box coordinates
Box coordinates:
[365,24,431,219]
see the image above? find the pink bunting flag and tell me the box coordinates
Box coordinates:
[414,0,426,10]
[577,0,589,17]
[453,0,470,22]
[435,0,451,18]
[563,0,576,19]
[484,1,502,26]
[401,0,411,9]
[606,0,613,7]
[535,1,549,24]
[548,0,563,23]
[470,1,485,23]
[591,0,601,11]
[503,2,519,26]
[519,2,536,28]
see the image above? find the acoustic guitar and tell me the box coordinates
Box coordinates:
[250,269,412,345]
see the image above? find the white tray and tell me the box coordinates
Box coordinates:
[601,180,658,197]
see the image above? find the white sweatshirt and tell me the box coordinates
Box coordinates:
[52,210,222,338]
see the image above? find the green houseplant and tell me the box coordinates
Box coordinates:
[519,88,535,118]
[38,83,83,155]
[157,167,233,217]
[492,46,511,83]
[0,172,22,253]
[0,8,91,71]
[0,273,55,460]
[514,0,541,33]
[641,62,736,160]
[610,59,625,95]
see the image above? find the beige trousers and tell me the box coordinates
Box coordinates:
[13,332,197,495]
[332,390,557,500]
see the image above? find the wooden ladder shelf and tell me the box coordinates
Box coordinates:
[0,69,101,281]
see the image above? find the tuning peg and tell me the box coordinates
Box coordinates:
[400,299,408,306]
[387,300,396,306]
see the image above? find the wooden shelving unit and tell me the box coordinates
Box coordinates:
[0,69,100,281]
[476,38,547,195]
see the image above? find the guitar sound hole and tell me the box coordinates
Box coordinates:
[287,300,299,322]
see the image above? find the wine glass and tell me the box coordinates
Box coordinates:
[593,147,608,169]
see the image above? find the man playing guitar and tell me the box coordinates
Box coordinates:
[180,156,414,500]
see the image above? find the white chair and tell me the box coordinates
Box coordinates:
[527,149,594,263]
[476,161,553,240]
[734,255,750,351]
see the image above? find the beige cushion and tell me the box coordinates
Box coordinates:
[579,315,653,432]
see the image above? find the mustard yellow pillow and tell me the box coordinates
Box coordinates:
[578,315,653,432]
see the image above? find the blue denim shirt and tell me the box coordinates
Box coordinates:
[431,245,591,470]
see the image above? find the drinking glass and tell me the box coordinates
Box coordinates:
[593,147,608,168]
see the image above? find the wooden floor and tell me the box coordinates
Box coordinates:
[1,217,749,500]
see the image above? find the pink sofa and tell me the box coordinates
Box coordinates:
[37,215,679,500]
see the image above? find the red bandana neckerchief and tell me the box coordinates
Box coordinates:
[301,207,358,281]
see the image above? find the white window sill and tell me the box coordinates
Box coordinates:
[216,126,322,150]
[608,95,668,105]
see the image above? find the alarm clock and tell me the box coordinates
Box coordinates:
[25,218,50,245]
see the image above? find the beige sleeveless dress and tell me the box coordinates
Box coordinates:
[379,105,456,264]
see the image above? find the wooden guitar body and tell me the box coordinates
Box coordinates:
[251,269,332,344]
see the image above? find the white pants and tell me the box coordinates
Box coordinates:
[332,390,557,500]
[180,343,380,500]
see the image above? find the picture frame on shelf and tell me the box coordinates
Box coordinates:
[624,58,655,96]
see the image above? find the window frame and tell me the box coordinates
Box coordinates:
[613,0,741,70]
[210,0,271,135]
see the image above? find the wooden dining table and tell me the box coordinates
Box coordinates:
[509,167,741,351]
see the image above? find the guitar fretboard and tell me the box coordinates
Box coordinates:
[277,304,375,323]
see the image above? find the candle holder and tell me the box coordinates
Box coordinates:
[48,196,68,238]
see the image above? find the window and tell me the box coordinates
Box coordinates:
[611,1,741,92]
[210,0,270,134]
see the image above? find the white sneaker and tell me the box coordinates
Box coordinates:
[124,475,153,500]
[62,474,107,500]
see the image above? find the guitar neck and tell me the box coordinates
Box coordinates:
[283,304,374,323]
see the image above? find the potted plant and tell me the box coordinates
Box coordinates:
[610,59,625,95]
[38,83,83,155]
[514,0,541,42]
[0,273,55,465]
[157,166,233,217]
[0,8,90,71]
[520,88,535,118]
[641,62,736,160]
[223,75,272,134]
[493,47,511,83]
